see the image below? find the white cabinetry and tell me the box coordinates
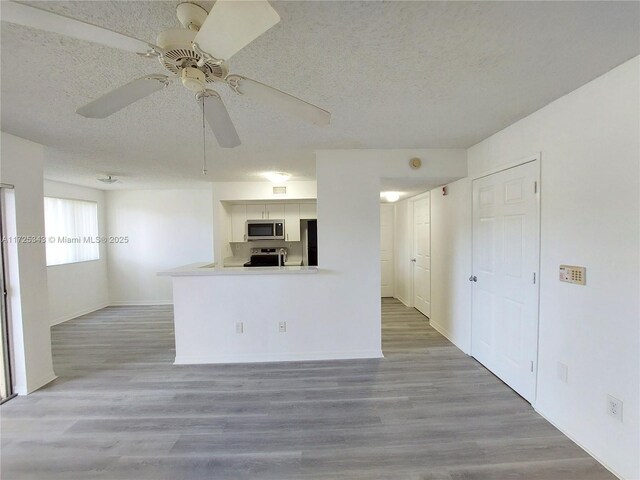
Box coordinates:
[265,204,285,219]
[246,204,265,220]
[229,201,316,243]
[284,204,300,241]
[245,203,285,220]
[230,204,247,242]
[299,203,317,219]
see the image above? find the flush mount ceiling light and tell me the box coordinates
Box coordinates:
[97,175,119,184]
[263,172,291,184]
[382,191,401,202]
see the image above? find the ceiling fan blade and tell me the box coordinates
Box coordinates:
[193,0,280,61]
[226,75,331,126]
[76,75,170,119]
[197,90,241,148]
[1,1,161,55]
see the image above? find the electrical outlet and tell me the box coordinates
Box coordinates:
[278,321,287,333]
[235,322,243,334]
[557,362,568,383]
[607,395,623,422]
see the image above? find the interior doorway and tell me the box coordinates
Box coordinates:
[471,160,540,403]
[0,187,15,403]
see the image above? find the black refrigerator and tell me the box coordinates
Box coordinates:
[307,220,317,266]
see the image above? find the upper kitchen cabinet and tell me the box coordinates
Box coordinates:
[265,204,285,220]
[284,204,300,241]
[228,201,316,243]
[230,204,247,242]
[299,203,317,220]
[245,203,285,220]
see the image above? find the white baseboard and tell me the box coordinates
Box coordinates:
[534,408,624,480]
[15,372,57,395]
[50,303,110,326]
[395,295,410,307]
[175,349,384,365]
[109,300,173,306]
[429,320,470,355]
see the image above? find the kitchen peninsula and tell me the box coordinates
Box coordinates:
[159,177,386,366]
[160,262,328,364]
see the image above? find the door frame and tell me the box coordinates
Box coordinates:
[0,186,16,404]
[470,153,542,404]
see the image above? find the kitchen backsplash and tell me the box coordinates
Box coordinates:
[230,241,303,258]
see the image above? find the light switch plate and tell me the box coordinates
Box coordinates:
[559,265,586,285]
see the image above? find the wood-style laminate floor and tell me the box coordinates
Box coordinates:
[1,299,614,480]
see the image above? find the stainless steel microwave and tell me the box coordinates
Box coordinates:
[246,219,285,241]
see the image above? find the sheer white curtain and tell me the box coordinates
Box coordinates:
[44,197,99,266]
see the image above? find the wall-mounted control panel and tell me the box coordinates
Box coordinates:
[559,265,586,285]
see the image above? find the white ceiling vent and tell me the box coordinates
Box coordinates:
[273,186,287,195]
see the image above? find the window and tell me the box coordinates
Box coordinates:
[44,197,99,266]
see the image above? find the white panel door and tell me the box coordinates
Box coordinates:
[412,194,430,316]
[380,204,394,297]
[471,161,539,403]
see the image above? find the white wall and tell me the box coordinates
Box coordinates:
[316,149,466,358]
[44,181,109,325]
[433,57,639,479]
[429,178,472,353]
[0,133,56,394]
[106,189,214,305]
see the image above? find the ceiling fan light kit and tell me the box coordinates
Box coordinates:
[2,0,331,155]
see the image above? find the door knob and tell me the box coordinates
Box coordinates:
[469,275,477,282]
[411,258,417,263]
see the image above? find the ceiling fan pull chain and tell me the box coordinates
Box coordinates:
[202,93,207,175]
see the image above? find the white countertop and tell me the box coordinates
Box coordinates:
[159,262,318,277]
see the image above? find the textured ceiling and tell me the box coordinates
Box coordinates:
[1,1,639,189]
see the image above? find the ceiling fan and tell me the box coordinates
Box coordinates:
[2,1,331,149]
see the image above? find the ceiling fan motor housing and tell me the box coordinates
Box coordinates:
[155,28,227,84]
